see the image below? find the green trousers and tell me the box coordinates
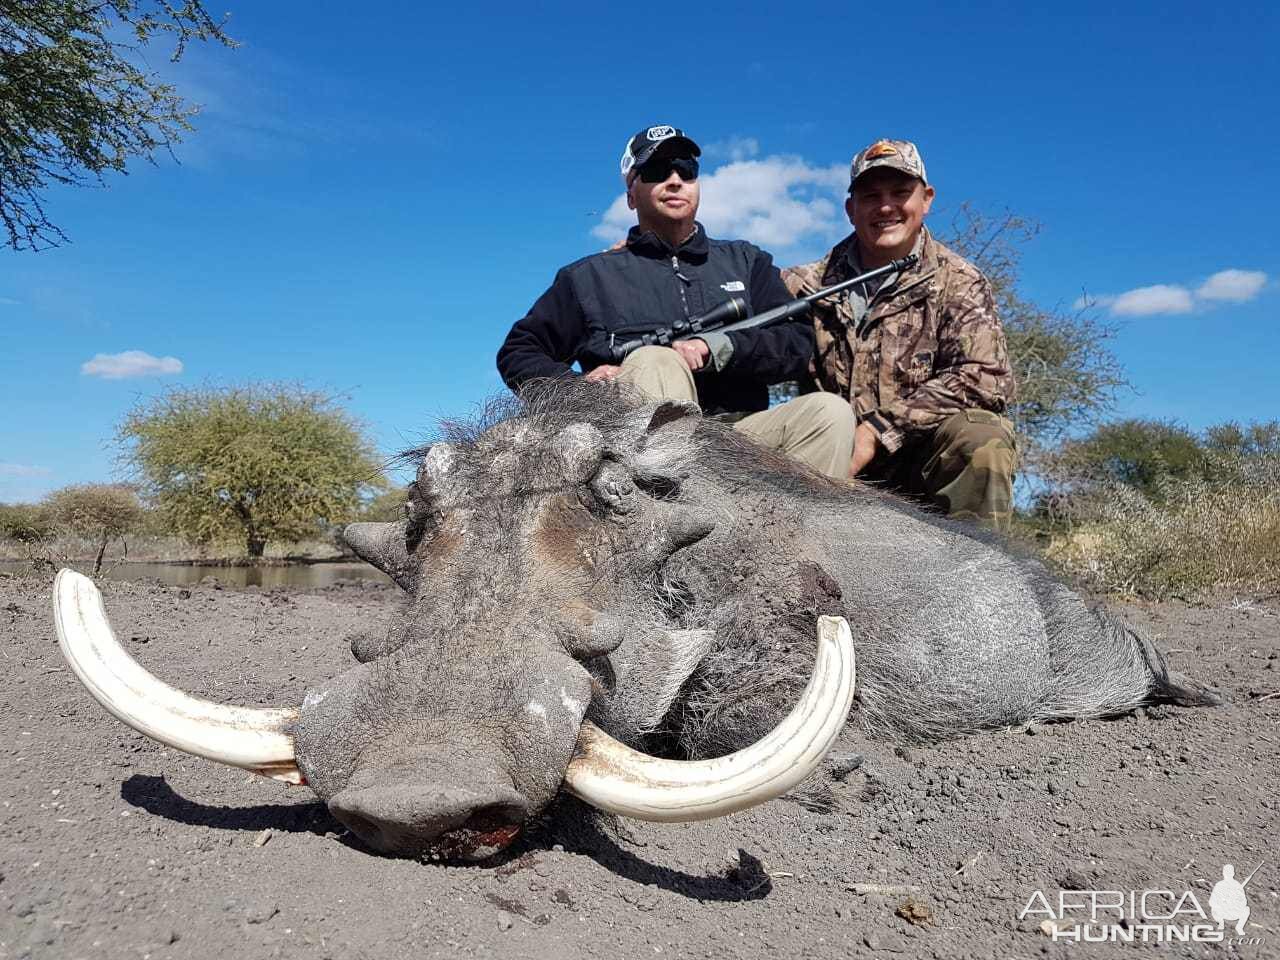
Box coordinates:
[864,409,1017,531]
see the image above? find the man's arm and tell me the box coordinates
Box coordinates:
[873,272,1015,451]
[697,251,815,384]
[496,270,589,392]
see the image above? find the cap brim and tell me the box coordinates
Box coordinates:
[852,160,926,185]
[632,135,701,170]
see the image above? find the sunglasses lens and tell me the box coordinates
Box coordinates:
[638,157,699,183]
[673,157,699,181]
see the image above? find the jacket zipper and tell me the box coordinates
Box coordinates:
[672,255,692,320]
[857,269,937,340]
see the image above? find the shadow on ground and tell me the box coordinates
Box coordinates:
[122,774,335,836]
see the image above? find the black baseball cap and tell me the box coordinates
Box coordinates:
[619,125,701,184]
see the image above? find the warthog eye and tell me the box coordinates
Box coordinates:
[588,461,638,514]
[634,473,681,501]
[405,481,443,544]
[588,459,683,513]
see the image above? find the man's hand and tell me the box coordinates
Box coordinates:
[672,338,710,372]
[848,421,882,478]
[584,364,623,382]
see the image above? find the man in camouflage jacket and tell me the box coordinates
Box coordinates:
[783,139,1017,528]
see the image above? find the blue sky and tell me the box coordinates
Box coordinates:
[3,1,1277,501]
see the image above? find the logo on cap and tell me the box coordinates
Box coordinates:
[851,138,927,186]
[646,125,676,141]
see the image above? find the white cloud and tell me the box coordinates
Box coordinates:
[0,463,51,478]
[0,297,20,306]
[81,350,184,380]
[592,194,636,243]
[1195,269,1267,303]
[1108,284,1195,317]
[1082,266,1269,318]
[593,154,848,251]
[702,136,760,162]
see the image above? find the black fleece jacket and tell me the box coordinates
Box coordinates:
[496,223,813,415]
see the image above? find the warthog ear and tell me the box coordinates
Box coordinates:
[642,399,702,445]
[612,400,702,478]
[343,521,415,591]
[644,399,701,436]
[613,400,701,452]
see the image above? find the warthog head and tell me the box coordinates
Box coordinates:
[53,386,856,861]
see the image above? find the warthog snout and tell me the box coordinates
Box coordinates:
[329,777,530,861]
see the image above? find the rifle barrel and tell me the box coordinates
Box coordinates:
[800,253,919,306]
[608,252,918,360]
[714,253,918,337]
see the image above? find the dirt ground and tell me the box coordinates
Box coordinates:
[2,571,1276,960]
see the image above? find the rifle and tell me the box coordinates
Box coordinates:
[609,253,918,362]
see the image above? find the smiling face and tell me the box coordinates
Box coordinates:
[627,151,700,237]
[846,168,935,267]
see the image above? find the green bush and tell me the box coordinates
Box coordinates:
[117,383,388,558]
[0,502,52,543]
[1046,418,1208,501]
[43,483,146,573]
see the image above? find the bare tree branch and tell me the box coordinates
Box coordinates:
[0,0,235,250]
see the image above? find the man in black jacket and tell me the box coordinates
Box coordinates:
[497,125,853,478]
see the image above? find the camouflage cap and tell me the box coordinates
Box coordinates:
[850,139,927,187]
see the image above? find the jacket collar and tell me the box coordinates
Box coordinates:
[626,221,709,261]
[844,227,937,300]
[847,226,933,273]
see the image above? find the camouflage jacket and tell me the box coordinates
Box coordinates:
[782,228,1015,453]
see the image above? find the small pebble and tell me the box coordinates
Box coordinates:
[829,754,864,782]
[245,901,279,924]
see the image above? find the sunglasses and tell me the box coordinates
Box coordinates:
[636,156,699,183]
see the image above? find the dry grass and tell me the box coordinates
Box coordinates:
[1040,454,1280,599]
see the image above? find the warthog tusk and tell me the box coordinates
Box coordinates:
[52,569,304,784]
[563,615,856,821]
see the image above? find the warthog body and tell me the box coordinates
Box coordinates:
[292,380,1213,858]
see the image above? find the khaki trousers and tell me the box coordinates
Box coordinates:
[619,346,855,480]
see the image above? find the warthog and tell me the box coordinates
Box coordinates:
[54,381,1216,861]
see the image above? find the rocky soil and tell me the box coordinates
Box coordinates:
[1,573,1276,959]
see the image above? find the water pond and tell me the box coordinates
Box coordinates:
[0,560,391,589]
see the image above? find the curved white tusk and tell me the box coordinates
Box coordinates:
[564,615,856,821]
[52,569,304,784]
